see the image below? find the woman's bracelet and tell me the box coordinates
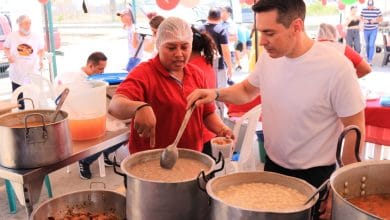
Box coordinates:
[134,103,151,115]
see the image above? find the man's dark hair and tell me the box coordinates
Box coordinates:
[87,52,107,65]
[252,0,306,28]
[208,7,221,20]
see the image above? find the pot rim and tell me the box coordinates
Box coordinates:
[206,171,318,213]
[330,160,390,218]
[0,109,68,127]
[31,189,125,217]
[120,148,216,184]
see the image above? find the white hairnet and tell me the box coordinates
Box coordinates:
[317,23,337,41]
[155,17,193,50]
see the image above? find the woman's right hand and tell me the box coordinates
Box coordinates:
[133,105,157,148]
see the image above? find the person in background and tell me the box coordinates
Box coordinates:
[234,23,250,72]
[318,23,371,78]
[345,6,362,53]
[221,6,238,85]
[361,0,383,65]
[4,14,44,109]
[189,26,219,155]
[147,15,165,56]
[56,52,122,180]
[202,7,233,89]
[117,8,144,71]
[108,17,232,154]
[187,1,365,219]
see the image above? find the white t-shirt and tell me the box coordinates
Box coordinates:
[4,31,44,85]
[55,69,88,85]
[248,41,365,169]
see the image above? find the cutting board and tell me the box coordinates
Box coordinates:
[0,101,18,115]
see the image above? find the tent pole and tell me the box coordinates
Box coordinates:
[43,0,57,82]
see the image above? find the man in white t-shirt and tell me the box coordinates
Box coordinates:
[187,0,365,219]
[4,15,44,109]
[57,52,122,180]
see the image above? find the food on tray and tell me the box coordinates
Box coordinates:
[48,211,121,220]
[348,193,390,219]
[216,182,307,210]
[129,157,209,182]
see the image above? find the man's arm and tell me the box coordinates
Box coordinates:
[186,79,259,109]
[339,110,365,165]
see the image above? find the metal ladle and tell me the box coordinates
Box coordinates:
[303,179,330,205]
[160,105,195,169]
[51,88,69,123]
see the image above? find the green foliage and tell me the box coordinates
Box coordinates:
[306,1,339,16]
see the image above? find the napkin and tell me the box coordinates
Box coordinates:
[379,96,390,107]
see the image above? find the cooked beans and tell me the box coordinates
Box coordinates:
[128,158,209,182]
[348,193,390,219]
[216,182,307,210]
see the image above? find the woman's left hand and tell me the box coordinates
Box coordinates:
[217,126,234,140]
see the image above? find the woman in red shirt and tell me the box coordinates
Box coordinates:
[109,17,232,154]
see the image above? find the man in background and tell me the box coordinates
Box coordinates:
[56,52,122,180]
[4,14,44,109]
[361,0,383,65]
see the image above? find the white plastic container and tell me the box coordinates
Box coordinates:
[62,80,108,140]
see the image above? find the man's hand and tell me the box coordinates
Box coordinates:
[7,55,15,63]
[133,105,156,148]
[186,89,216,109]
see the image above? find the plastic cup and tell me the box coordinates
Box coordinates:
[211,137,234,159]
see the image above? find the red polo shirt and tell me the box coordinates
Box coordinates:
[116,55,215,153]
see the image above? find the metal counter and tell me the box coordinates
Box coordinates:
[0,128,129,218]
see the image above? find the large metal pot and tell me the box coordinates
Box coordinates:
[0,109,72,169]
[330,126,390,220]
[116,148,223,220]
[30,189,126,219]
[205,171,318,220]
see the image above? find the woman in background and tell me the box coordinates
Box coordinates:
[345,6,361,53]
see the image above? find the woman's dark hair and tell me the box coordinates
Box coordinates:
[252,0,306,28]
[191,26,217,65]
[149,15,165,30]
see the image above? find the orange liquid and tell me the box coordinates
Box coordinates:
[69,115,106,141]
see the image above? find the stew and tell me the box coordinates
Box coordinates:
[348,193,390,219]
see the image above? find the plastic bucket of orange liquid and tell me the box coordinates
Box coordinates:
[62,80,108,141]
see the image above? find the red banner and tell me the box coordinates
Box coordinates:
[156,0,180,10]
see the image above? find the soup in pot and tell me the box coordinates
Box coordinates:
[216,182,307,211]
[348,193,390,219]
[128,158,209,182]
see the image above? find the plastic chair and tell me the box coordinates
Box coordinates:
[229,104,262,172]
[4,175,52,214]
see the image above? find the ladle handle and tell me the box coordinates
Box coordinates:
[172,105,195,146]
[336,125,362,168]
[303,179,330,205]
[51,88,69,122]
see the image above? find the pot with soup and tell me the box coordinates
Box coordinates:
[204,171,318,220]
[0,110,72,169]
[117,148,223,220]
[331,125,390,220]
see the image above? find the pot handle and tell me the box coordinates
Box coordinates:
[336,125,362,168]
[113,156,127,189]
[209,152,225,176]
[24,113,48,144]
[17,97,35,109]
[196,170,212,205]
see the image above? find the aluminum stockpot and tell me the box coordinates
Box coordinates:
[119,148,221,220]
[30,189,126,219]
[330,160,390,220]
[0,109,72,169]
[205,171,318,220]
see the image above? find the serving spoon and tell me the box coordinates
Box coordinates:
[160,105,195,169]
[51,88,69,123]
